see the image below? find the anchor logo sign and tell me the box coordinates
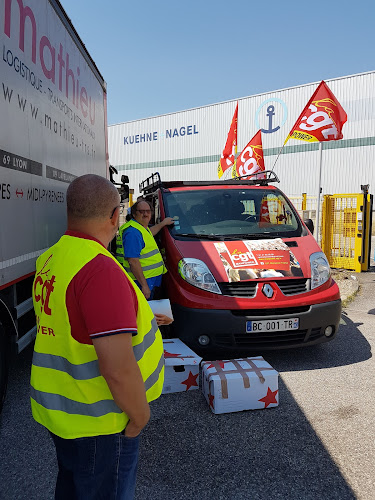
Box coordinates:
[255,98,288,134]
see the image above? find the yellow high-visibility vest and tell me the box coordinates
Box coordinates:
[116,220,166,280]
[30,235,164,439]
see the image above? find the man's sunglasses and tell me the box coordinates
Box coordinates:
[110,205,124,219]
[136,209,151,215]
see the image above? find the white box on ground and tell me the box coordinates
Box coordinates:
[162,339,202,394]
[201,357,279,414]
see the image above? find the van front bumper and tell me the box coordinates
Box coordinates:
[171,300,342,354]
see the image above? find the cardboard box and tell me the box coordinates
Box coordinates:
[162,339,202,394]
[201,357,279,414]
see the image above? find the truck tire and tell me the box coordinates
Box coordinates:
[0,323,9,413]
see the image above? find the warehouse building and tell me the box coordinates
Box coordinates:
[108,71,375,199]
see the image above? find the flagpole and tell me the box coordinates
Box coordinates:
[271,143,286,172]
[315,142,323,242]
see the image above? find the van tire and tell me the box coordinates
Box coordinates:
[0,323,9,413]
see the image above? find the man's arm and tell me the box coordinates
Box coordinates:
[127,257,151,299]
[93,333,150,437]
[72,255,148,436]
[150,217,174,236]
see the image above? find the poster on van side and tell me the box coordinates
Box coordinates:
[215,239,303,281]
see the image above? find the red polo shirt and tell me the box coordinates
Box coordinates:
[65,231,138,345]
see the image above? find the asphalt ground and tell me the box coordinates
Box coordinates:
[1,273,374,500]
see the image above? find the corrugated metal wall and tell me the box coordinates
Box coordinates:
[108,71,375,197]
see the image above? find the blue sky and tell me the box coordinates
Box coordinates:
[61,0,375,125]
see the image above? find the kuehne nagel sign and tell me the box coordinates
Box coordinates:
[123,125,199,145]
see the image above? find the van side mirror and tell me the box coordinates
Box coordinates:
[304,218,314,234]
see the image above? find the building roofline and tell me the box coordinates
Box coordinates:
[109,69,375,127]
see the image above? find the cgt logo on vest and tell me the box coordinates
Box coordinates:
[34,255,56,336]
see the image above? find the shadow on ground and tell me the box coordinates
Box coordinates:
[0,346,56,500]
[2,294,371,500]
[136,385,355,500]
[263,312,371,373]
[198,311,371,374]
[0,339,359,500]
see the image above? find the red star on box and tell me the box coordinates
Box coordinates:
[206,361,225,370]
[181,371,199,391]
[163,350,182,358]
[258,387,278,408]
[208,392,215,409]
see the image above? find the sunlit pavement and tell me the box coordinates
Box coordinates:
[1,272,374,499]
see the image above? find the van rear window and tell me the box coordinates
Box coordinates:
[163,189,302,239]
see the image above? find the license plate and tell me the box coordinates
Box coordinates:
[246,318,299,333]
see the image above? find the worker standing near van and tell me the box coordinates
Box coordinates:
[116,200,174,300]
[30,175,164,499]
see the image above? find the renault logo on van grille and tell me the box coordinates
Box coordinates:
[262,284,274,298]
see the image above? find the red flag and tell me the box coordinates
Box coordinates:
[285,81,347,144]
[232,130,265,179]
[218,103,238,179]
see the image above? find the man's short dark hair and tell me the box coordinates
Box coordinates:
[130,200,152,219]
[67,174,120,219]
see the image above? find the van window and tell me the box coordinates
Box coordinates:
[163,189,302,239]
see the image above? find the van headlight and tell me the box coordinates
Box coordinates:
[310,252,331,289]
[178,258,222,294]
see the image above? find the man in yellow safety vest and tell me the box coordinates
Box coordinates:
[30,174,164,499]
[116,200,174,300]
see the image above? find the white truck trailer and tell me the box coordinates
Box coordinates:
[0,0,109,410]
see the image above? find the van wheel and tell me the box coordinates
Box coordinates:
[0,323,9,413]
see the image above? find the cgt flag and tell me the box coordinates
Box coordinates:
[232,130,265,179]
[284,81,347,145]
[218,103,238,179]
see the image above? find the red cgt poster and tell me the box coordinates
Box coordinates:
[215,239,303,282]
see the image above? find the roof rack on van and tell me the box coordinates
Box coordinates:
[232,170,280,184]
[139,170,280,194]
[139,172,162,195]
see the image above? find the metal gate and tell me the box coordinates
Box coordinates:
[320,190,373,272]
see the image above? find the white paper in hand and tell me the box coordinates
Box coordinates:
[148,299,174,320]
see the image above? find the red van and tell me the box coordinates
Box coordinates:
[141,172,341,354]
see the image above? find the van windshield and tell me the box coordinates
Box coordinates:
[163,188,302,239]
